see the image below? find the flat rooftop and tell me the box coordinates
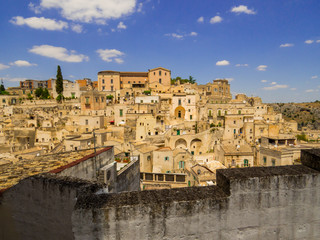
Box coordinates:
[0,148,106,191]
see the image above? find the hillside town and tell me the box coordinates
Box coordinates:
[0,66,319,191]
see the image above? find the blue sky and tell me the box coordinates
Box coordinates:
[0,0,319,102]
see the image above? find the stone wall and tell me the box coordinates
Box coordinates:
[1,149,320,240]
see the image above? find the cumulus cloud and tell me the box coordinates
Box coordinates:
[317,40,320,43]
[197,16,204,23]
[210,16,222,24]
[189,32,198,36]
[263,85,288,90]
[117,21,127,29]
[10,16,68,31]
[216,60,230,66]
[96,49,124,63]
[280,43,294,48]
[226,78,234,82]
[311,75,318,79]
[271,82,277,85]
[257,65,267,71]
[261,80,267,83]
[231,5,256,15]
[1,77,28,82]
[235,63,248,67]
[71,24,83,33]
[29,45,89,62]
[0,63,10,70]
[305,40,314,44]
[10,60,37,67]
[37,0,136,23]
[165,32,197,39]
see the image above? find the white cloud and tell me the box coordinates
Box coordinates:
[96,49,124,63]
[235,63,248,67]
[3,77,28,82]
[305,89,319,93]
[0,63,10,70]
[29,45,89,62]
[311,75,318,79]
[165,33,184,39]
[10,16,68,31]
[197,16,204,23]
[190,32,198,36]
[38,0,136,23]
[226,78,234,82]
[71,24,83,33]
[216,60,230,66]
[257,65,267,71]
[280,43,294,48]
[28,3,41,14]
[305,40,314,44]
[117,21,127,29]
[263,84,288,90]
[10,60,37,67]
[137,3,143,12]
[261,80,267,83]
[231,5,256,15]
[271,82,277,85]
[290,88,297,91]
[210,16,222,24]
[317,40,320,43]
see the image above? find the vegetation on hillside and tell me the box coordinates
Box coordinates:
[270,101,320,130]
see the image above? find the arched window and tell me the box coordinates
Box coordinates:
[244,159,249,167]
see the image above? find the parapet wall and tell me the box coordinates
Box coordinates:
[1,149,320,240]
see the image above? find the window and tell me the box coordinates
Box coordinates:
[178,99,181,105]
[164,156,169,161]
[102,79,105,84]
[151,100,154,103]
[190,115,192,120]
[154,72,155,75]
[85,97,89,104]
[244,159,249,167]
[111,86,113,91]
[101,97,104,102]
[120,109,123,117]
[234,120,236,124]
[218,110,221,116]
[188,99,191,104]
[159,70,162,76]
[111,79,113,84]
[140,100,143,103]
[128,81,130,83]
[85,119,88,125]
[179,161,185,169]
[263,157,267,165]
[238,110,241,114]
[272,159,276,166]
[102,86,105,90]
[159,78,162,84]
[95,97,98,102]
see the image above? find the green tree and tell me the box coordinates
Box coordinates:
[188,76,196,84]
[42,88,50,99]
[35,87,43,98]
[56,65,64,95]
[27,93,33,100]
[0,80,5,92]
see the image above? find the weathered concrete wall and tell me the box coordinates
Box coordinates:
[116,159,140,192]
[0,174,104,240]
[72,150,320,240]
[55,147,114,181]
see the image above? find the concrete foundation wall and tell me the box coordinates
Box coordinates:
[116,159,140,192]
